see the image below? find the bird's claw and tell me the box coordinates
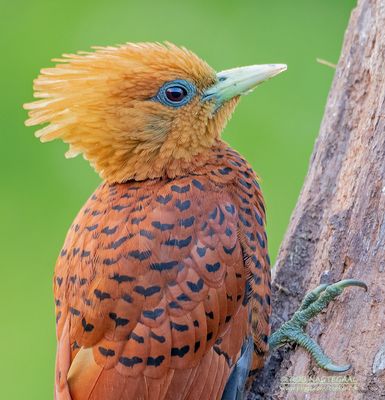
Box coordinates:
[268,279,367,372]
[323,362,351,373]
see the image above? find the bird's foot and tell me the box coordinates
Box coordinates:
[268,279,367,372]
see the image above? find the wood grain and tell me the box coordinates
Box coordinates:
[251,0,385,398]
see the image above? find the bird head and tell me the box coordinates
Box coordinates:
[24,42,286,182]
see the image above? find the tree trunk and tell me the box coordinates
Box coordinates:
[250,1,385,399]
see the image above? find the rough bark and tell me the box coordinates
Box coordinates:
[250,0,385,399]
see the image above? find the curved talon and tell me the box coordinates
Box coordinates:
[269,278,367,373]
[334,279,368,291]
[323,363,351,373]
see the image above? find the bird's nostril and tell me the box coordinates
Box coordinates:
[218,76,227,82]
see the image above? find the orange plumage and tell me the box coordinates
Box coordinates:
[24,42,285,400]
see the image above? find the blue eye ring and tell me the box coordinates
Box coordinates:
[154,79,196,108]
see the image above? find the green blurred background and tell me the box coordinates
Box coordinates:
[1,0,355,398]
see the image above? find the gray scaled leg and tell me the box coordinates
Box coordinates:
[269,279,367,372]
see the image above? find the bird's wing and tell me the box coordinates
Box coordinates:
[54,176,250,400]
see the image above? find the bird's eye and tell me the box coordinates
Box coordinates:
[154,79,196,108]
[165,86,187,102]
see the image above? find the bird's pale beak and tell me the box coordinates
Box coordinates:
[202,64,287,108]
